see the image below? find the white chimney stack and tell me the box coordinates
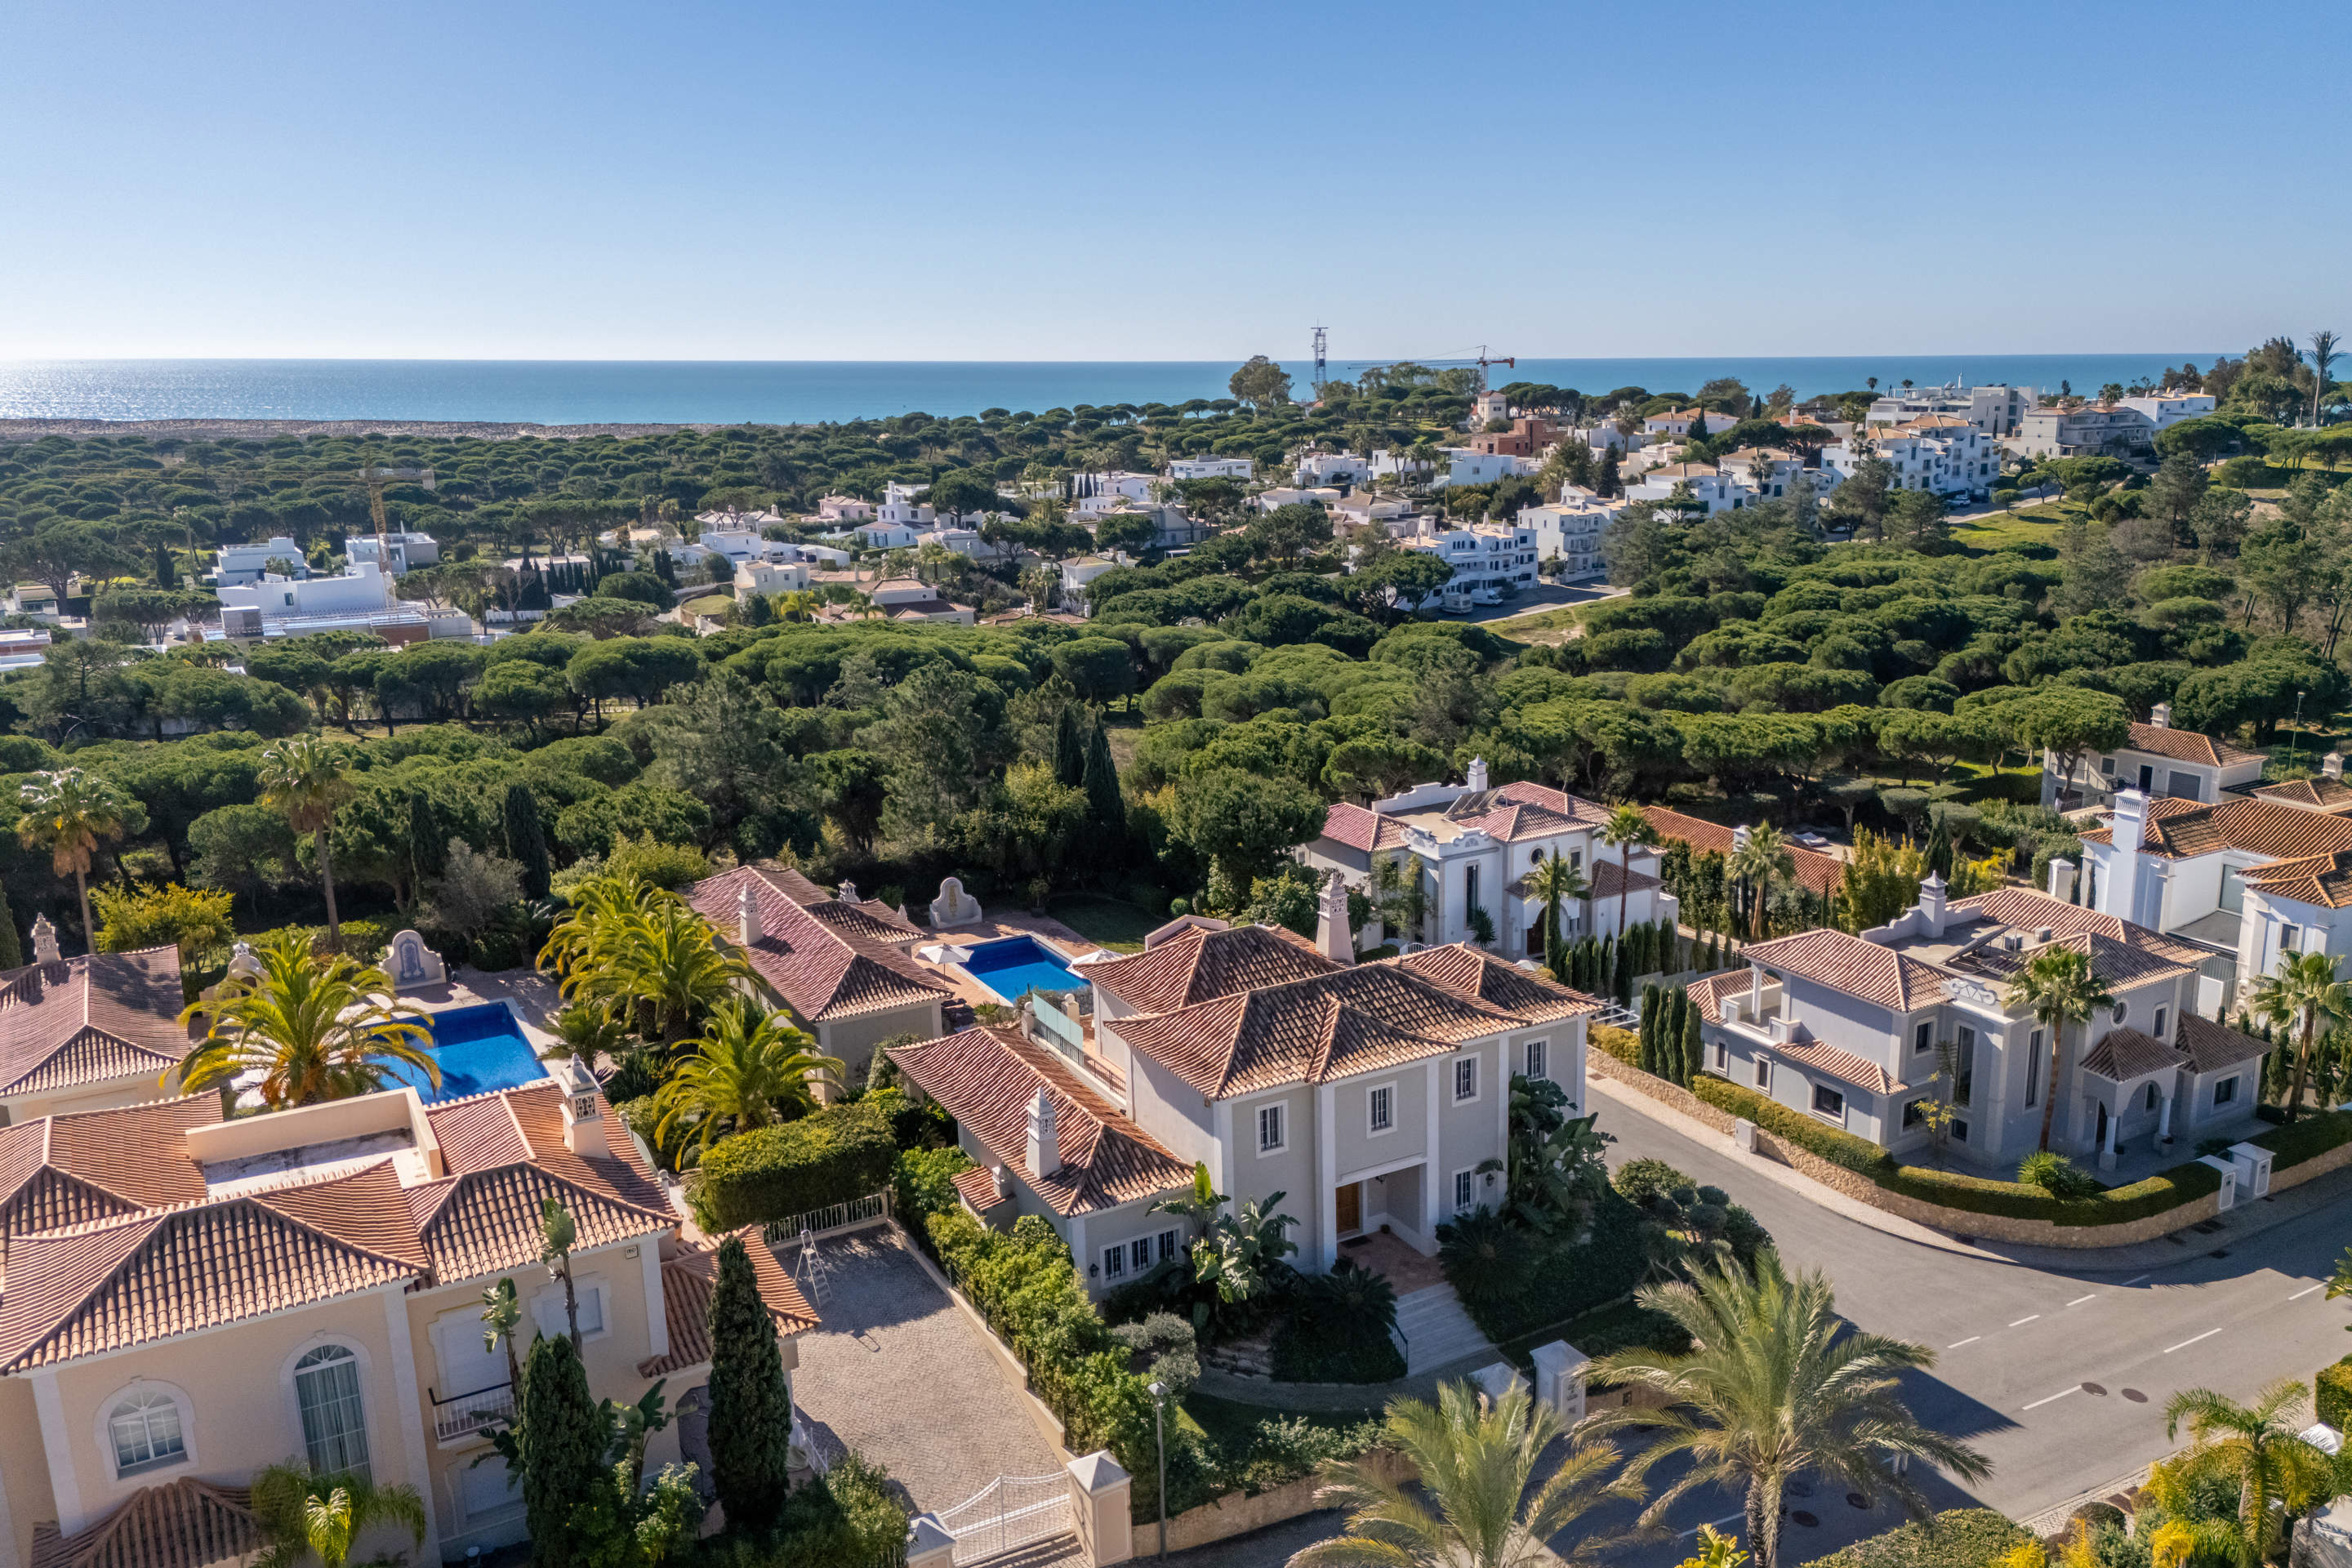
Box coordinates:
[1025,1089,1061,1178]
[2106,789,2150,924]
[2149,702,2172,729]
[1918,872,1948,937]
[30,915,57,966]
[737,882,759,948]
[838,880,859,904]
[2047,856,2077,903]
[2328,751,2345,782]
[1466,756,1489,793]
[1731,823,1753,853]
[1316,870,1355,964]
[558,1057,608,1158]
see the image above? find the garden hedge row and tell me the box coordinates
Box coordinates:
[691,1101,898,1232]
[1591,1023,1641,1067]
[1798,1509,2032,1568]
[2249,1107,2352,1169]
[2319,1356,2352,1432]
[1444,1188,1649,1345]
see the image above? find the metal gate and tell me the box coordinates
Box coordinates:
[936,1472,1071,1564]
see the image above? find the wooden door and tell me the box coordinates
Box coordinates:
[1336,1182,1361,1236]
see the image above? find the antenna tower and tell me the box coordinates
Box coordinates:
[1312,326,1327,393]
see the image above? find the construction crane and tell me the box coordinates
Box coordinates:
[1343,345,1515,394]
[1311,325,1328,393]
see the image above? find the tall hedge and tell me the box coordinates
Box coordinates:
[709,1236,793,1532]
[2319,1356,2352,1431]
[693,1101,898,1231]
[1797,1509,2031,1568]
[518,1334,606,1568]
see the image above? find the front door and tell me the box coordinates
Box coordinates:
[2137,764,2155,793]
[1336,1182,1362,1236]
[2095,1100,2110,1151]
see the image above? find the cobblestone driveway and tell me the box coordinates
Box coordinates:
[785,1231,1067,1516]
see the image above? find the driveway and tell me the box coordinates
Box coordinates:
[785,1232,1068,1516]
[1463,581,1624,625]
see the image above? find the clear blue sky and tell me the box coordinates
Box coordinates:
[5,0,2347,362]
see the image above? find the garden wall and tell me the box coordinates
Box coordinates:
[1159,1450,1412,1555]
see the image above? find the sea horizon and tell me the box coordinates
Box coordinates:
[0,353,2225,429]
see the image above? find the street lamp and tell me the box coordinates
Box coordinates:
[1147,1380,1168,1558]
[2291,689,2310,773]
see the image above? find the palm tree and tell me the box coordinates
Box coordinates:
[565,898,752,1049]
[2248,950,2352,1122]
[1727,826,1797,942]
[251,1462,426,1568]
[1600,804,1659,944]
[1292,1379,1628,1568]
[2004,946,2117,1153]
[2310,330,2341,427]
[1527,850,1589,985]
[479,1277,523,1401]
[2158,1379,2340,1567]
[259,735,357,950]
[176,930,436,1107]
[1587,1254,1989,1568]
[16,768,133,951]
[654,997,842,1152]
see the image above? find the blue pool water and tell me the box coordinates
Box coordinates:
[964,937,1089,1004]
[382,1003,548,1103]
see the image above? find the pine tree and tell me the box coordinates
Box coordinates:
[503,783,551,901]
[406,791,443,906]
[1081,715,1125,846]
[518,1334,607,1568]
[708,1236,793,1532]
[0,886,23,971]
[1053,703,1088,789]
[1680,987,1704,1083]
[1637,985,1660,1074]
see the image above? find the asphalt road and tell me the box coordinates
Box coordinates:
[1585,1094,2352,1561]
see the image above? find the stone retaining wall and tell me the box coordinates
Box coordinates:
[1160,1449,1412,1554]
[1591,1052,2352,1248]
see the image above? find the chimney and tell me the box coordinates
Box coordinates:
[2328,751,2345,782]
[1466,756,1489,793]
[1748,960,1764,1018]
[1918,872,1948,937]
[1316,870,1355,964]
[2047,856,2076,902]
[1025,1089,1060,1178]
[1731,823,1753,853]
[2106,789,2150,924]
[30,915,58,965]
[2149,702,2172,729]
[558,1057,608,1158]
[838,880,859,904]
[737,882,759,948]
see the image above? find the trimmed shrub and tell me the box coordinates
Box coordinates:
[1690,1075,1894,1176]
[1439,1187,1647,1344]
[692,1102,898,1231]
[1591,1022,1640,1066]
[1797,1509,2033,1568]
[696,1452,908,1568]
[2319,1356,2352,1431]
[1271,1261,1404,1383]
[2251,1107,2352,1169]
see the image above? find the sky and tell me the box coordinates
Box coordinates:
[5,0,2350,363]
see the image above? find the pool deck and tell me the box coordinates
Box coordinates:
[918,914,1104,1013]
[399,967,566,1052]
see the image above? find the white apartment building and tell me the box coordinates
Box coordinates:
[2117,394,2218,431]
[1399,521,1539,608]
[1517,495,1621,579]
[1717,448,1837,503]
[1071,472,1158,514]
[1296,452,1374,486]
[209,537,307,587]
[2040,705,2266,810]
[1824,421,2002,501]
[2016,404,2156,459]
[1169,457,1254,481]
[1437,450,1537,488]
[1372,448,1435,479]
[1625,462,1757,515]
[1864,383,2038,439]
[345,531,439,577]
[1302,763,1678,953]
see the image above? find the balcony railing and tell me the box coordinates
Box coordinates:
[431,1380,514,1441]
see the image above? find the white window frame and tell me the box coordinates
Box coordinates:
[1451,1166,1478,1215]
[1811,1082,1846,1124]
[279,1336,375,1484]
[2215,1075,2238,1107]
[532,1275,609,1344]
[1524,1038,1548,1082]
[1754,1054,1771,1091]
[96,1380,198,1482]
[1366,1080,1398,1138]
[1452,1053,1481,1104]
[1256,1101,1286,1156]
[1099,1241,1129,1281]
[1155,1227,1181,1265]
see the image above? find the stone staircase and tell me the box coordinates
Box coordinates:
[1394,1282,1495,1374]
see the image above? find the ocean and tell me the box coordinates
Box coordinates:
[0,354,2221,429]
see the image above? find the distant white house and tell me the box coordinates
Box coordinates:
[214,561,469,643]
[1400,520,1538,608]
[815,496,876,523]
[345,531,439,577]
[1825,421,2000,500]
[1437,449,1535,487]
[1072,472,1158,514]
[1517,496,1622,579]
[1295,452,1373,486]
[853,519,923,550]
[866,577,974,625]
[1169,456,1253,482]
[737,559,813,595]
[1625,462,1756,515]
[1371,448,1434,479]
[210,537,307,587]
[2117,393,2218,431]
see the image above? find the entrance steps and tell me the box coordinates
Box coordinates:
[1394,1282,1494,1374]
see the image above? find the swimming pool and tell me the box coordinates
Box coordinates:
[382,1002,550,1103]
[963,936,1090,1004]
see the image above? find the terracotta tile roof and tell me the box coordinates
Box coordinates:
[1107,964,1530,1098]
[1743,929,1949,1013]
[1584,858,1660,901]
[951,1165,1009,1213]
[804,899,924,945]
[1319,802,1409,853]
[1086,924,1342,1015]
[1945,887,2210,968]
[885,1027,1193,1217]
[1685,969,1753,1024]
[751,863,835,905]
[2078,1027,2186,1082]
[1387,945,1602,1023]
[0,1095,219,1245]
[688,866,951,1024]
[1490,780,1615,827]
[2120,722,2263,768]
[1456,800,1592,844]
[1642,807,1844,897]
[31,1477,260,1568]
[2241,849,2352,909]
[2251,775,2352,813]
[2079,795,2352,864]
[637,1230,817,1376]
[407,1160,673,1284]
[0,948,194,1098]
[2176,1013,2270,1075]
[1771,1033,1905,1097]
[0,1161,430,1371]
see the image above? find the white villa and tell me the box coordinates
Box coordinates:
[2040,705,2266,810]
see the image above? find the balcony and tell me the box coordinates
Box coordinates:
[432,1380,514,1442]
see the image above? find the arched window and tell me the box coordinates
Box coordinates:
[292,1346,371,1481]
[107,1390,186,1477]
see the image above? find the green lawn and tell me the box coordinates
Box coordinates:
[1949,502,2077,553]
[1181,1390,1379,1448]
[1486,604,1584,639]
[1046,893,1163,952]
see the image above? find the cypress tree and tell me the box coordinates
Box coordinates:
[1923,814,1953,880]
[708,1236,793,1532]
[1680,987,1705,1084]
[154,541,177,590]
[0,887,22,971]
[1081,715,1125,845]
[1637,985,1660,1075]
[518,1334,607,1568]
[406,791,443,906]
[1613,938,1633,1004]
[1660,988,1686,1082]
[1630,920,1652,978]
[503,782,551,901]
[1053,703,1088,788]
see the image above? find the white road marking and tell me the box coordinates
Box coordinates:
[2165,1327,2223,1353]
[2068,1294,2097,1307]
[2122,1274,2151,1285]
[2011,1315,2041,1326]
[1679,1513,1746,1538]
[1948,1335,1981,1348]
[2291,1285,2326,1301]
[2023,1387,2078,1410]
